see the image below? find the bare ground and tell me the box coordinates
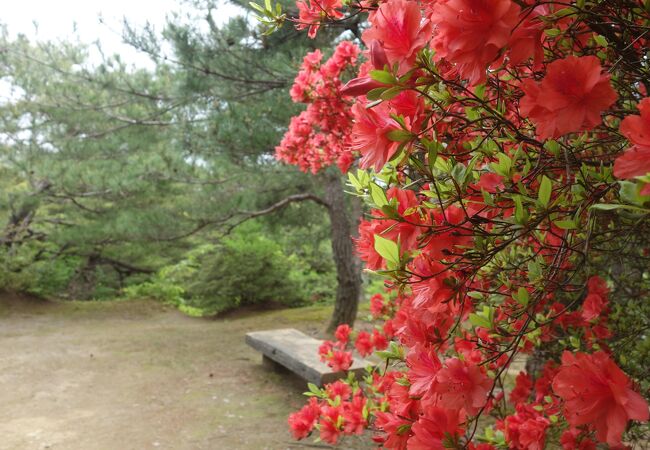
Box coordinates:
[0,294,374,450]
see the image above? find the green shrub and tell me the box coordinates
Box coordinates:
[0,244,80,297]
[123,225,336,316]
[123,244,211,305]
[185,233,306,315]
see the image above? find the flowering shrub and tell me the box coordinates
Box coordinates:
[268,0,650,447]
[275,41,360,173]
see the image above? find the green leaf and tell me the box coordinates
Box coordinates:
[369,182,388,207]
[538,175,552,207]
[373,234,400,265]
[380,204,400,219]
[369,70,396,84]
[490,153,512,177]
[366,88,387,101]
[591,203,649,213]
[544,139,560,157]
[591,203,621,211]
[555,6,577,18]
[380,86,403,100]
[514,287,529,307]
[514,195,528,224]
[482,189,494,207]
[527,260,542,283]
[249,2,266,13]
[553,219,577,230]
[451,163,466,184]
[347,172,361,190]
[474,84,486,100]
[305,382,323,397]
[376,341,405,360]
[421,138,441,172]
[594,34,608,48]
[386,129,412,143]
[469,313,491,329]
[375,350,392,360]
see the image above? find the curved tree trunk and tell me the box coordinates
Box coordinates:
[323,170,362,334]
[216,178,361,333]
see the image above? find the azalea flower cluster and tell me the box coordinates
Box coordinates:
[275,41,359,173]
[318,321,391,371]
[296,0,343,38]
[288,381,368,443]
[275,0,650,448]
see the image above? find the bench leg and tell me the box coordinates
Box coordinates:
[261,355,293,375]
[262,354,280,370]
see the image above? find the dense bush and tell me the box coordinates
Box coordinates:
[0,245,81,298]
[185,234,306,314]
[124,225,336,315]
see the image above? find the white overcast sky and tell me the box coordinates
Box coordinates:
[3,0,244,67]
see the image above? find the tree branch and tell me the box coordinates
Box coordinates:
[222,193,330,236]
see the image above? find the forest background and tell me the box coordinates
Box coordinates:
[0,0,372,318]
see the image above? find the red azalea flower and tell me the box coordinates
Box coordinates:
[407,406,463,450]
[476,172,506,194]
[507,5,547,68]
[319,405,343,444]
[560,427,597,450]
[510,371,533,404]
[587,275,609,296]
[350,102,403,171]
[381,187,426,252]
[318,340,334,361]
[362,0,432,70]
[325,380,352,400]
[372,329,389,351]
[433,358,492,415]
[614,97,650,179]
[342,395,367,434]
[504,404,550,450]
[356,218,389,270]
[431,0,521,85]
[383,318,396,339]
[388,379,419,419]
[296,0,344,39]
[552,351,649,446]
[355,330,374,356]
[517,416,550,450]
[520,55,618,139]
[328,350,353,372]
[341,41,390,97]
[288,397,321,439]
[334,324,352,343]
[407,343,442,397]
[582,293,607,322]
[375,411,412,450]
[370,293,386,318]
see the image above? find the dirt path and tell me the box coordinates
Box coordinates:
[0,295,372,450]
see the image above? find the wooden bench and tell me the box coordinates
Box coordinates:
[245,328,371,387]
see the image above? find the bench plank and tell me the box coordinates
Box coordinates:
[245,328,371,387]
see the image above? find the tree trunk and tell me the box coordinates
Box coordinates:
[323,170,362,334]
